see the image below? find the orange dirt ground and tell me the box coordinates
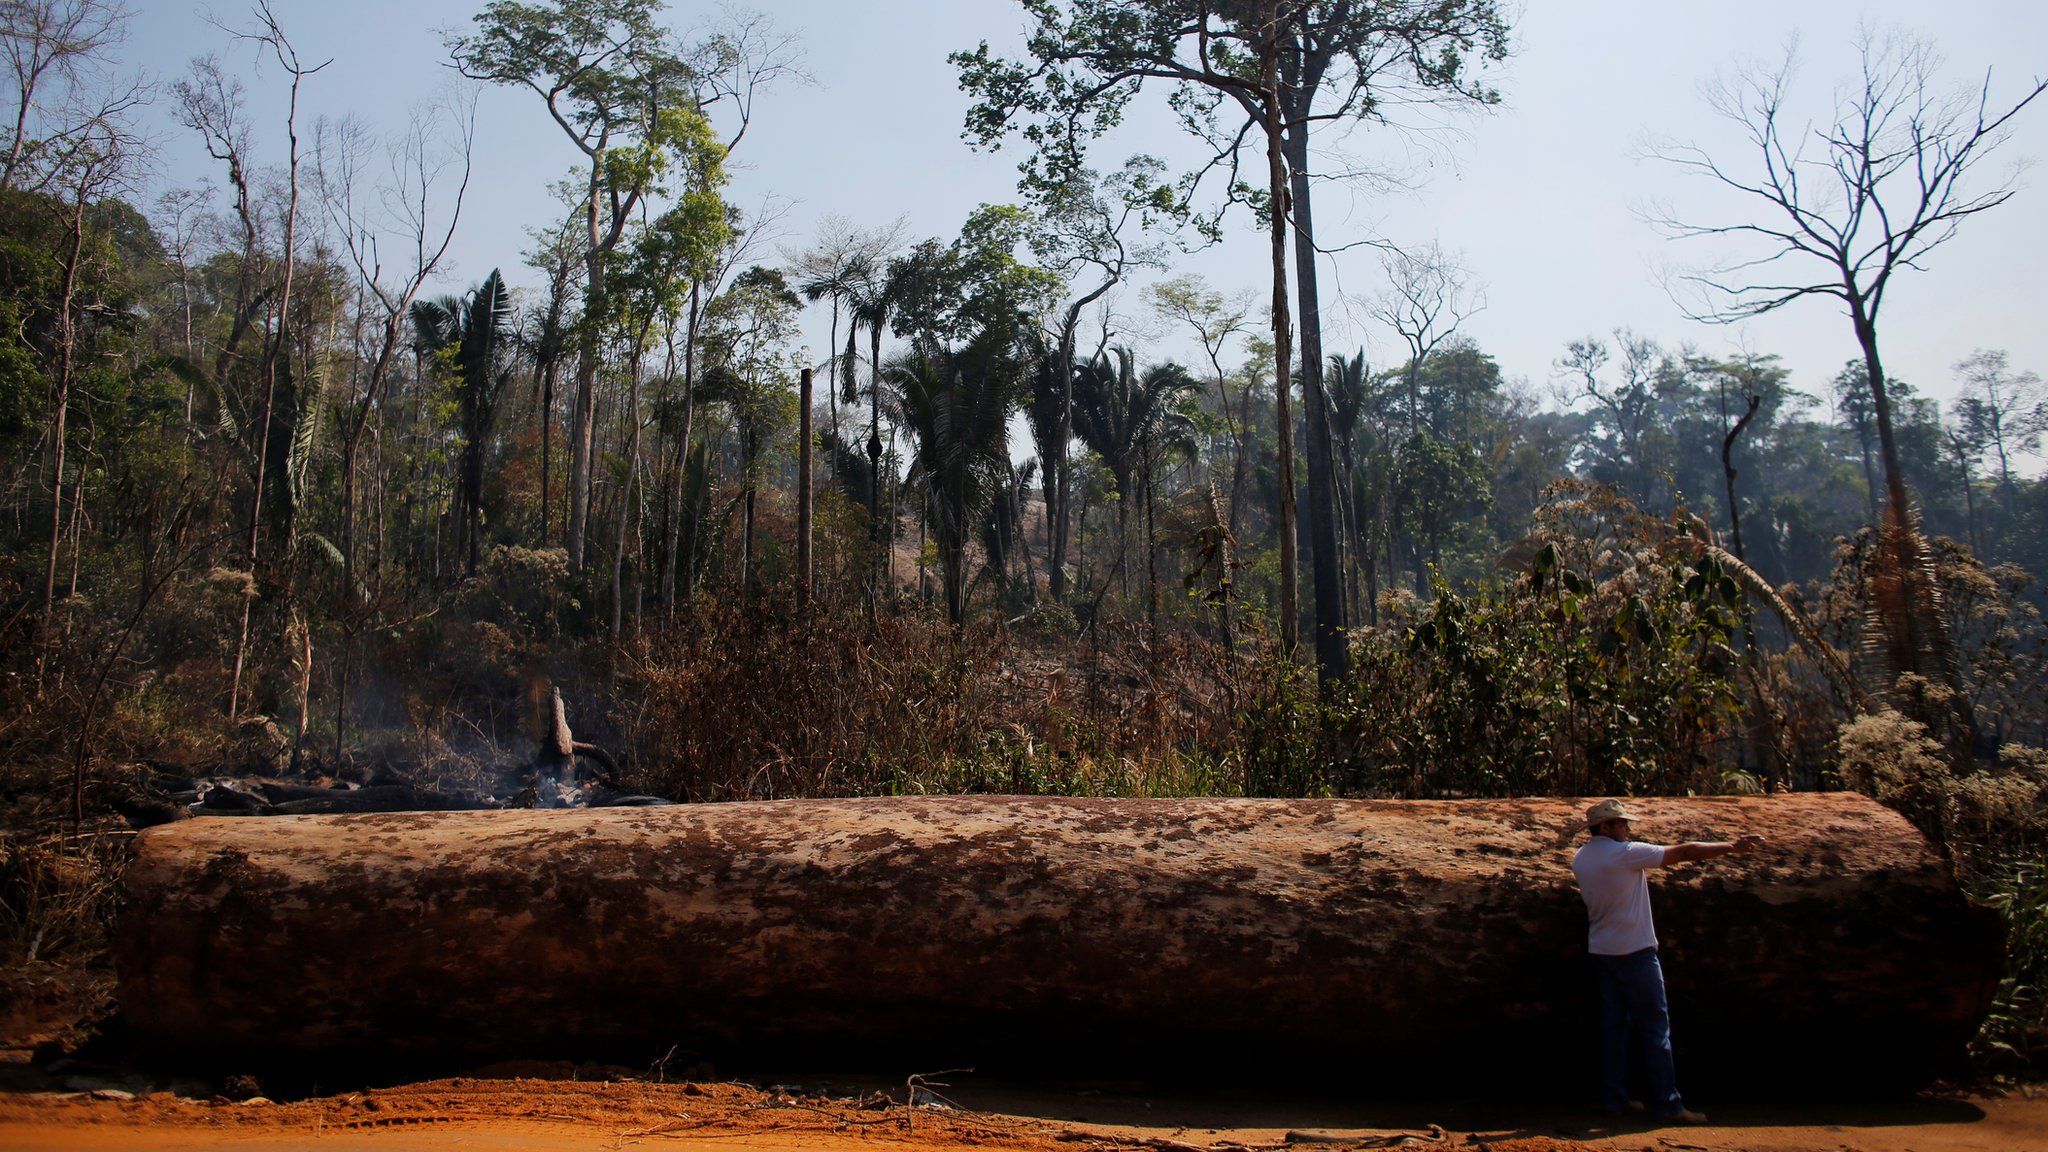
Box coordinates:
[0,1073,2043,1152]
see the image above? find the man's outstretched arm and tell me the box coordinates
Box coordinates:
[1657,835,1765,866]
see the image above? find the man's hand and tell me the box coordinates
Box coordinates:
[1732,834,1765,853]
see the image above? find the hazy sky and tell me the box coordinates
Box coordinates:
[118,0,2048,446]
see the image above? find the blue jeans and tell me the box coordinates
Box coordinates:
[1592,947,1685,1117]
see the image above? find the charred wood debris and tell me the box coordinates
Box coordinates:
[110,688,667,828]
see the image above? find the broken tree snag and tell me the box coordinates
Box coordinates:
[115,794,1997,1087]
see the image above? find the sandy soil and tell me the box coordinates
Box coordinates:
[0,1074,2043,1152]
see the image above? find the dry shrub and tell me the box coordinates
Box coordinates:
[1834,709,2048,872]
[0,832,126,1051]
[0,835,124,967]
[1834,708,1954,843]
[1835,709,2048,1070]
[608,596,1249,801]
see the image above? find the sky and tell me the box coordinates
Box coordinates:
[114,0,2048,452]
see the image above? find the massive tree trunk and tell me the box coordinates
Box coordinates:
[118,794,1994,1088]
[1260,16,1299,655]
[1283,38,1347,686]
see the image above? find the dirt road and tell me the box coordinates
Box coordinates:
[0,1076,2043,1152]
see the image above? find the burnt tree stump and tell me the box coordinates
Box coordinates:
[115,794,1998,1087]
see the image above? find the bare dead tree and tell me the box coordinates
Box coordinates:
[1,0,131,194]
[173,54,277,402]
[1646,30,2043,746]
[219,1,327,728]
[150,186,215,429]
[1952,348,2046,515]
[685,6,807,155]
[1365,239,1483,437]
[314,90,474,761]
[1645,29,2045,537]
[32,96,142,673]
[1552,328,1669,508]
[317,94,475,586]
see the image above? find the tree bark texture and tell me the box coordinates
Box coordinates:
[1261,20,1300,655]
[116,794,1994,1086]
[1281,38,1347,686]
[797,366,813,608]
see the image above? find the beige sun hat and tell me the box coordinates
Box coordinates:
[1584,798,1637,829]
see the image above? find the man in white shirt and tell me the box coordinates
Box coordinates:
[1571,799,1762,1126]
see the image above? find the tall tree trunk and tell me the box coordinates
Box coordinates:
[663,281,701,610]
[1851,300,1977,747]
[566,164,604,570]
[1261,13,1298,654]
[1853,416,1879,524]
[1953,446,1982,555]
[38,200,87,662]
[1145,450,1159,648]
[1283,52,1347,685]
[1852,305,1910,536]
[1048,321,1077,605]
[824,301,840,436]
[1721,393,1760,564]
[540,359,556,546]
[231,49,310,726]
[797,366,813,608]
[868,322,885,602]
[741,454,756,601]
[611,348,643,640]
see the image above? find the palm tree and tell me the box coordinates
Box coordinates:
[847,258,902,594]
[1071,347,1198,604]
[983,458,1041,607]
[888,327,1026,627]
[1325,350,1372,622]
[799,256,866,433]
[411,269,514,575]
[1022,333,1066,602]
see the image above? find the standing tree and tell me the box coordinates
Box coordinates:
[315,98,473,762]
[453,0,686,573]
[1024,156,1172,605]
[452,0,796,572]
[889,327,1028,628]
[1368,241,1483,437]
[1648,30,2044,737]
[1953,348,2045,522]
[1275,1,1506,678]
[27,88,137,657]
[1553,330,1674,512]
[1148,274,1253,534]
[958,0,1507,681]
[519,209,585,545]
[792,216,900,437]
[1651,32,2043,532]
[956,1,1306,653]
[1071,348,1198,635]
[1,0,133,195]
[410,269,514,577]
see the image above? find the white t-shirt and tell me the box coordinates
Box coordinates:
[1572,835,1668,956]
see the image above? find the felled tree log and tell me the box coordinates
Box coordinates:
[116,794,1998,1087]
